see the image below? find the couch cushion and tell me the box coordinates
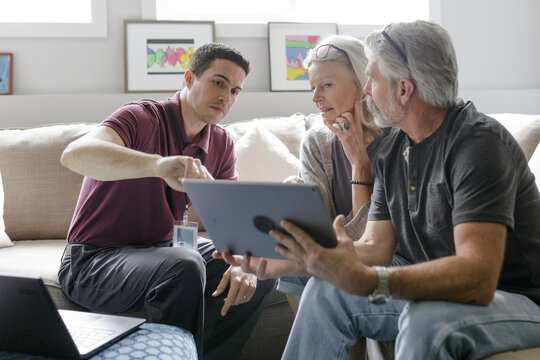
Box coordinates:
[490,113,540,161]
[0,171,12,248]
[0,124,97,240]
[234,123,300,182]
[0,239,66,285]
[529,145,540,191]
[0,323,198,360]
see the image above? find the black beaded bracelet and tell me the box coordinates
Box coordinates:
[350,180,374,186]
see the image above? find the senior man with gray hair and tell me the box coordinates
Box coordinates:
[221,20,540,359]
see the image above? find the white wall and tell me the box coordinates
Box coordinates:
[0,0,539,128]
[441,0,540,90]
[0,0,140,95]
[0,0,277,94]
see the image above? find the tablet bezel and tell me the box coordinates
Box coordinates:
[183,179,338,259]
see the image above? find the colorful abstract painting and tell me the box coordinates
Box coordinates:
[0,54,12,95]
[147,39,194,75]
[285,35,320,81]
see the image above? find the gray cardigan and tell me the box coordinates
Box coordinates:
[299,124,370,240]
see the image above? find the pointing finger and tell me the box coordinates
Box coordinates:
[213,267,231,297]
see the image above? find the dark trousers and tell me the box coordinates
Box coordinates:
[58,239,275,360]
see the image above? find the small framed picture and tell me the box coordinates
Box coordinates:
[268,22,337,92]
[124,20,215,93]
[0,53,13,95]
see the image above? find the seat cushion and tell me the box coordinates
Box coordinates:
[0,323,197,360]
[0,239,66,285]
[90,323,197,360]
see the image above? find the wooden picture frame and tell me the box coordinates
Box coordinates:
[0,53,13,95]
[124,20,215,93]
[268,22,338,92]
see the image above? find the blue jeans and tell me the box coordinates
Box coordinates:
[277,275,310,296]
[282,277,540,360]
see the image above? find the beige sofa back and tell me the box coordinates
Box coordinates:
[0,112,538,241]
[0,124,97,240]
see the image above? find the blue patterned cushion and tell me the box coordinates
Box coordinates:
[0,323,197,360]
[91,323,197,360]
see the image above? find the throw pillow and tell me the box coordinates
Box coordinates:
[304,113,324,131]
[491,113,540,161]
[234,123,300,182]
[223,120,252,144]
[0,171,13,248]
[253,113,307,157]
[225,113,307,158]
[529,145,540,191]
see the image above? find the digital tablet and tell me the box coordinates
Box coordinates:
[182,179,337,259]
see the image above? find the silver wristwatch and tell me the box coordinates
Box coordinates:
[368,266,391,305]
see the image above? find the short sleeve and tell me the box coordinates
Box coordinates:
[368,172,391,221]
[450,130,517,229]
[102,102,161,151]
[216,135,238,180]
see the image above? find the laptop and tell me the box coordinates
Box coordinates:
[0,275,145,359]
[182,180,338,259]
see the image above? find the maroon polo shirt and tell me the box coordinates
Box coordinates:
[67,92,238,247]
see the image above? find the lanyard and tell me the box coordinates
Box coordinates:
[165,100,204,222]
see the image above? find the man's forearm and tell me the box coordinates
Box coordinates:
[61,138,161,181]
[354,240,394,266]
[387,256,498,305]
[350,222,505,305]
[386,222,506,305]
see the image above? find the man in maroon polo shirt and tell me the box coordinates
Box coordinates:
[58,43,275,360]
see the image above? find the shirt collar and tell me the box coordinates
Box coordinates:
[169,91,210,155]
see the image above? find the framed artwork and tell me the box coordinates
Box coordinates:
[124,20,215,93]
[268,22,337,92]
[0,53,13,95]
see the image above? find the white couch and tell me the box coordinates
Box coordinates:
[1,112,539,359]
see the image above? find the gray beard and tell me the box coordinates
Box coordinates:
[366,95,404,128]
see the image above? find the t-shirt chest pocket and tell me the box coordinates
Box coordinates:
[426,183,452,230]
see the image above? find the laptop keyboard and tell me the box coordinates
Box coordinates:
[67,325,115,348]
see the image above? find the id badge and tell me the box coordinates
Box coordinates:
[173,220,198,249]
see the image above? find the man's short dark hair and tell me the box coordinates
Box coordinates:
[188,42,250,77]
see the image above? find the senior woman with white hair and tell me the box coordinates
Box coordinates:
[277,34,400,359]
[277,35,402,299]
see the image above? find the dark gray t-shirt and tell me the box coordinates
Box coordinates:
[368,101,540,305]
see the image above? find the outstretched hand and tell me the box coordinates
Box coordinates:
[155,156,214,192]
[212,266,257,316]
[213,251,303,280]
